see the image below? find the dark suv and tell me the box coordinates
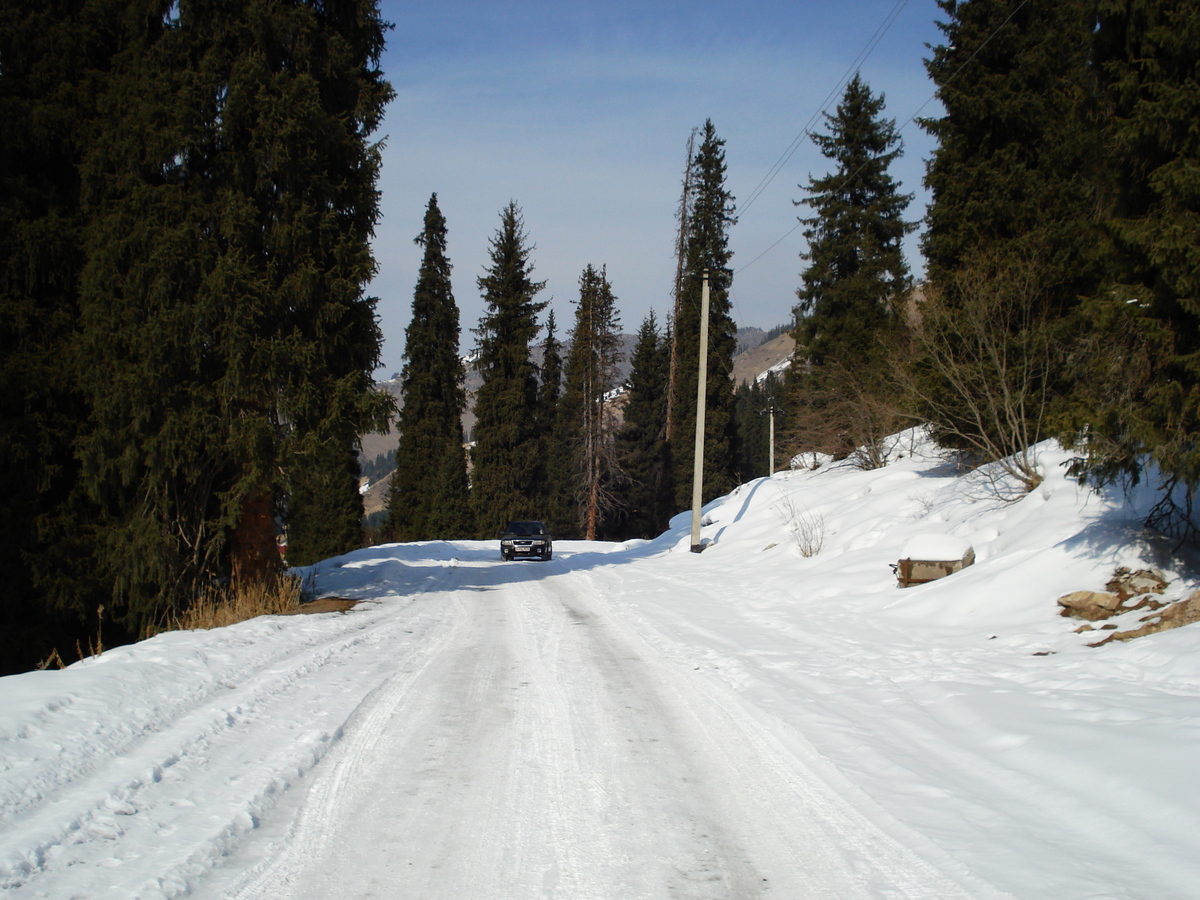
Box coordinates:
[500,520,553,561]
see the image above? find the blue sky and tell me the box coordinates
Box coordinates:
[370,0,946,377]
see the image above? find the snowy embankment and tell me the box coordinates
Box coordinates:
[2,432,1199,898]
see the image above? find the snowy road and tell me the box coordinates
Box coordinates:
[201,550,989,900]
[9,441,1200,899]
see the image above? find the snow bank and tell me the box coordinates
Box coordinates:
[2,439,1199,899]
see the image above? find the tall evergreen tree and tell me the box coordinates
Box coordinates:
[921,0,1100,311]
[666,128,699,442]
[669,120,739,509]
[794,74,914,370]
[388,194,471,542]
[470,202,547,536]
[917,1,1119,475]
[538,310,563,426]
[1064,2,1200,538]
[71,0,392,628]
[537,309,574,534]
[0,0,113,671]
[790,74,914,461]
[616,312,673,539]
[558,265,623,540]
[388,196,472,542]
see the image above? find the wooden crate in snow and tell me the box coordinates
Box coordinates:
[896,534,975,587]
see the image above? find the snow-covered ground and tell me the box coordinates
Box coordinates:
[3,433,1200,898]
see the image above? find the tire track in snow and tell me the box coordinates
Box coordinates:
[579,560,1017,900]
[543,569,992,899]
[215,555,1005,899]
[222,586,473,900]
[0,575,457,898]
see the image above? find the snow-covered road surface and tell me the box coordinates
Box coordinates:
[213,552,987,899]
[5,436,1200,899]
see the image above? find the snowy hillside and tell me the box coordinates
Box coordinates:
[2,432,1199,898]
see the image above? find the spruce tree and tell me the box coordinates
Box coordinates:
[537,310,574,535]
[734,372,787,482]
[558,265,624,540]
[538,310,564,430]
[72,0,392,629]
[0,0,113,671]
[617,312,674,540]
[669,120,739,509]
[917,2,1104,470]
[388,194,471,542]
[470,202,548,536]
[791,74,914,461]
[1065,2,1200,539]
[921,0,1099,311]
[795,74,914,369]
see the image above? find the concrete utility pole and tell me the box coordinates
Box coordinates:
[766,397,777,477]
[690,270,710,553]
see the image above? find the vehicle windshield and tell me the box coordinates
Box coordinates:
[506,521,545,536]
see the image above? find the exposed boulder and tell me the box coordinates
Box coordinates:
[1057,590,1123,621]
[1088,591,1200,647]
[1059,568,1170,621]
[1058,567,1200,645]
[1105,567,1168,602]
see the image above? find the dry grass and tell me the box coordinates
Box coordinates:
[775,493,827,557]
[173,575,303,632]
[36,577,304,669]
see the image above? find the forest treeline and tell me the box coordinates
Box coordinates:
[1,0,393,672]
[782,0,1200,522]
[390,0,1200,561]
[4,0,1199,674]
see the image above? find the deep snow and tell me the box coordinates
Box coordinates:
[2,432,1199,898]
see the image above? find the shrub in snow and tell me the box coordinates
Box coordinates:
[774,493,826,557]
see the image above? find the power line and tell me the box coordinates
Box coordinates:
[728,0,914,331]
[734,0,1033,282]
[740,0,912,217]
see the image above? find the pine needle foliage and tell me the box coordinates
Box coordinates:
[538,310,574,534]
[0,0,116,672]
[1,0,393,644]
[921,0,1102,313]
[1065,1,1200,541]
[470,202,548,536]
[734,372,788,482]
[389,194,471,541]
[558,265,624,540]
[669,120,739,510]
[794,74,914,368]
[791,74,914,460]
[616,313,674,540]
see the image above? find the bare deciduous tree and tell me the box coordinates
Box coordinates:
[788,356,911,470]
[899,248,1059,497]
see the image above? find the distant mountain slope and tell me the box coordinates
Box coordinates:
[731,332,794,386]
